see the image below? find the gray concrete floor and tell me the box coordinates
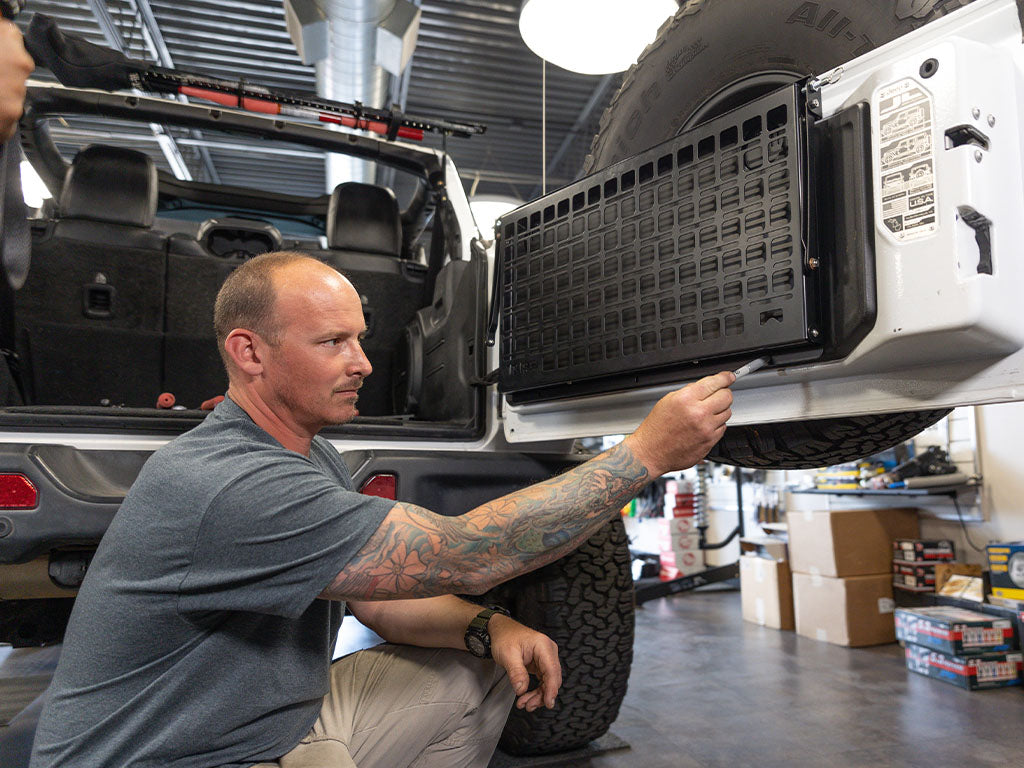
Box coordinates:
[3,588,1023,766]
[586,587,1024,768]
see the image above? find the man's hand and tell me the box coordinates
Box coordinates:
[625,370,735,477]
[1,20,33,142]
[488,615,561,712]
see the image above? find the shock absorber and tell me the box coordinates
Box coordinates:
[694,462,710,549]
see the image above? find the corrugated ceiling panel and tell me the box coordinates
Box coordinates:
[18,0,621,202]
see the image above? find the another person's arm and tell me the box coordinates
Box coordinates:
[323,371,734,601]
[349,596,561,712]
[0,20,34,141]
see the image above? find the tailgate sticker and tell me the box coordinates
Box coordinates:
[876,78,938,241]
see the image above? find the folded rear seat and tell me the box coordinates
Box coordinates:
[15,145,167,407]
[164,219,284,408]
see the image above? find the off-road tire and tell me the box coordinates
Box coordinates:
[706,408,950,468]
[490,518,634,756]
[582,0,973,469]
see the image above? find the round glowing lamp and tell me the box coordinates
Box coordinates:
[518,0,678,75]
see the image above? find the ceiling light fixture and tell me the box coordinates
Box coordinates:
[518,0,677,75]
[470,195,522,240]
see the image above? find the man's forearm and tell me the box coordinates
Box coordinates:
[348,595,483,649]
[325,440,649,601]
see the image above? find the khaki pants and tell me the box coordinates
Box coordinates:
[256,644,514,768]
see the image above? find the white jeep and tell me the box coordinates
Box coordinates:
[3,0,1024,759]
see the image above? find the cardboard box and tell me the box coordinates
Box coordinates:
[792,572,897,646]
[893,538,956,563]
[740,536,788,561]
[895,606,1017,655]
[904,644,1023,690]
[658,547,703,581]
[893,562,936,591]
[987,541,1024,601]
[787,508,918,577]
[740,555,794,630]
[935,563,983,592]
[938,574,985,602]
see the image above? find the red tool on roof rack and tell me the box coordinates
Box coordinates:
[22,13,485,142]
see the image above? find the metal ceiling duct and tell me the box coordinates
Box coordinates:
[286,0,419,188]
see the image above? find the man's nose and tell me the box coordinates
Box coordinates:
[350,342,372,379]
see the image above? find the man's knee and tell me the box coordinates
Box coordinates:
[431,649,513,711]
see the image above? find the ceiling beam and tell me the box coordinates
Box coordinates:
[83,0,195,181]
[128,0,222,184]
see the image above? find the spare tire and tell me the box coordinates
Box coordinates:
[583,0,972,468]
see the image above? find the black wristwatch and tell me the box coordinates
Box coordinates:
[464,605,510,658]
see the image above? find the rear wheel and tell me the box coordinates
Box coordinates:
[583,0,972,469]
[490,518,634,756]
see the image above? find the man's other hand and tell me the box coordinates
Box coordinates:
[489,615,561,712]
[1,20,34,142]
[625,370,735,477]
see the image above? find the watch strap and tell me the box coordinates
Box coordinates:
[464,605,510,658]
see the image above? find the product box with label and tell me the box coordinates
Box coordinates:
[787,508,918,577]
[893,562,936,592]
[987,541,1024,601]
[894,606,1018,655]
[658,547,702,581]
[658,520,703,580]
[893,538,956,563]
[904,644,1023,690]
[740,554,794,630]
[792,572,896,646]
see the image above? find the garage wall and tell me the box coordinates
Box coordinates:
[916,403,1024,563]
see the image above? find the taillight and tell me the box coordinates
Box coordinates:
[359,473,396,499]
[0,474,38,508]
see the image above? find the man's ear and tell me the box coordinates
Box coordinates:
[224,329,263,376]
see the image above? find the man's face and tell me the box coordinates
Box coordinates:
[258,261,372,433]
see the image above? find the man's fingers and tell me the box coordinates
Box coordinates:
[516,690,544,711]
[502,655,530,696]
[533,642,561,708]
[693,370,736,400]
[703,388,733,415]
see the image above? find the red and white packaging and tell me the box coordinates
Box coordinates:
[658,517,703,579]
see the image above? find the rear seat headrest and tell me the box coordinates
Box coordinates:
[327,182,402,257]
[59,145,159,228]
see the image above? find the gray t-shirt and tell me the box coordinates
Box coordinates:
[30,397,393,768]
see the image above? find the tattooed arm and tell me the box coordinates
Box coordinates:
[321,370,735,601]
[1,21,33,142]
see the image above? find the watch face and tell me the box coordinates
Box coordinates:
[466,633,488,657]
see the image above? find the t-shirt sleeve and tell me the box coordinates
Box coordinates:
[177,452,394,619]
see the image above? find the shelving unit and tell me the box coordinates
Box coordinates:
[790,485,974,498]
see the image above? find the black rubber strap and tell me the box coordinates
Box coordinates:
[0,131,30,289]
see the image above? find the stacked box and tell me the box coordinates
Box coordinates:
[892,562,936,592]
[896,605,1022,690]
[787,508,918,646]
[895,607,1016,654]
[740,555,794,631]
[904,645,1023,690]
[658,513,702,581]
[987,541,1024,601]
[893,538,956,563]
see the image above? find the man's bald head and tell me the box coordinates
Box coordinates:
[213,251,349,373]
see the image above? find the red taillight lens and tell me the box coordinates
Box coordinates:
[359,473,396,500]
[0,474,38,508]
